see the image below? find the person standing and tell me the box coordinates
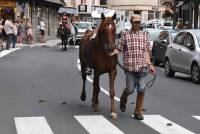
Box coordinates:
[12,20,18,48]
[40,18,46,43]
[0,19,4,50]
[26,18,33,46]
[4,16,14,50]
[109,14,155,120]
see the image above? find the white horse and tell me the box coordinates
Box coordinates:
[69,22,77,46]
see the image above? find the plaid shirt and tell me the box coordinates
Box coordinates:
[117,30,151,72]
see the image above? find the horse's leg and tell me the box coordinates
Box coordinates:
[92,71,100,112]
[80,65,87,101]
[64,37,68,51]
[109,68,117,119]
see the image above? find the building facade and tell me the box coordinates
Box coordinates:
[0,0,64,42]
[107,0,165,22]
[65,0,101,21]
[162,0,200,29]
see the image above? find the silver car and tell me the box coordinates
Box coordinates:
[165,30,200,83]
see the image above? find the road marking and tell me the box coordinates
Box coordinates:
[77,59,120,101]
[74,115,124,134]
[142,115,195,134]
[0,48,20,58]
[14,117,54,134]
[192,116,200,120]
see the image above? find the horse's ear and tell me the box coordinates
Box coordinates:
[112,12,116,20]
[101,12,105,20]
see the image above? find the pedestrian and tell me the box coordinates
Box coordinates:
[3,16,14,50]
[40,18,46,43]
[0,19,4,50]
[109,14,155,120]
[175,18,183,30]
[17,19,23,46]
[12,20,18,48]
[26,18,33,46]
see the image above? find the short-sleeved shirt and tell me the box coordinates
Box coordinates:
[40,21,45,30]
[117,30,151,72]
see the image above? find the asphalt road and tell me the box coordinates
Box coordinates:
[0,43,200,134]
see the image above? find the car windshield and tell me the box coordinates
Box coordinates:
[78,23,91,29]
[164,22,173,26]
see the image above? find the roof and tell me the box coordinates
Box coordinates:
[44,0,64,5]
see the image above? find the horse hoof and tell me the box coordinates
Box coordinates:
[110,112,118,119]
[80,94,86,101]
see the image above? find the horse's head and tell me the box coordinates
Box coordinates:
[97,12,116,54]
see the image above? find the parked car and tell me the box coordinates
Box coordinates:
[124,22,132,31]
[116,22,123,37]
[162,21,173,29]
[164,29,200,83]
[73,22,93,44]
[152,29,177,66]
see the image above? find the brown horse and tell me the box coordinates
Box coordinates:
[79,12,118,118]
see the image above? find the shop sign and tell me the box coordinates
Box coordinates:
[0,0,16,7]
[78,5,87,12]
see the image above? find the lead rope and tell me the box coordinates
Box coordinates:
[117,60,156,88]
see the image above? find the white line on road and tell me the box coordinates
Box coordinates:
[141,115,195,134]
[14,117,54,134]
[74,115,125,134]
[0,48,21,58]
[77,59,120,101]
[192,116,200,121]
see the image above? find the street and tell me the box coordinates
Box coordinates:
[0,40,200,134]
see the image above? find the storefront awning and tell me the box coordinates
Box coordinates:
[58,7,78,15]
[44,0,64,6]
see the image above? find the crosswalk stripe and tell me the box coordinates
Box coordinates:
[14,117,54,134]
[74,115,124,134]
[141,115,195,134]
[192,116,200,120]
[0,48,20,58]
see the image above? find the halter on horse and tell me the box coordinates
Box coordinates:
[58,24,71,51]
[79,12,118,118]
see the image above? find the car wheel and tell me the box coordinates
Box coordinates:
[191,64,200,83]
[165,59,175,77]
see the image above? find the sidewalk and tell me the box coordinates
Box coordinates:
[0,39,61,51]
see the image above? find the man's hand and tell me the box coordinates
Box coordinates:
[149,64,156,75]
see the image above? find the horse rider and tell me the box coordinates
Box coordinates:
[59,12,71,34]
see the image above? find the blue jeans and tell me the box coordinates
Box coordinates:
[6,34,13,50]
[125,67,148,94]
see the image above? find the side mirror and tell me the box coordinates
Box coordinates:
[186,43,195,50]
[161,39,168,44]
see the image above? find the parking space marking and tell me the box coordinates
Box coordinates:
[77,59,120,101]
[74,115,124,134]
[142,115,195,134]
[14,117,54,134]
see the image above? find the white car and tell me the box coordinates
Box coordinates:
[124,22,132,31]
[69,22,93,44]
[76,22,92,41]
